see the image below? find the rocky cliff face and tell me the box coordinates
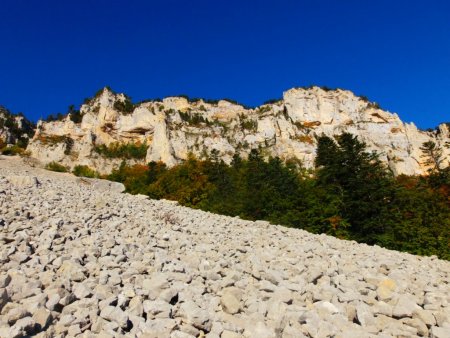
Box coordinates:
[27,87,450,175]
[0,106,35,147]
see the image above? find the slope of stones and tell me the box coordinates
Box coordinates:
[0,156,449,338]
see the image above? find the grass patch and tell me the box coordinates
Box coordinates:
[0,144,29,156]
[45,161,68,172]
[93,142,148,159]
[72,165,99,178]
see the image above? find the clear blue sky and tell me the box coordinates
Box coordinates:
[0,0,449,128]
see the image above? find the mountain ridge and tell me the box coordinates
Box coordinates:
[1,86,449,175]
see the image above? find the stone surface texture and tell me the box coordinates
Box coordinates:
[0,156,449,337]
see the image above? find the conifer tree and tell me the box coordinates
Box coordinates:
[420,141,444,173]
[315,133,394,242]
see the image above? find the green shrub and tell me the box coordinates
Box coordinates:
[0,106,35,140]
[114,98,134,114]
[179,111,211,126]
[68,105,83,123]
[45,113,65,122]
[16,137,29,149]
[256,106,271,114]
[1,145,26,156]
[239,114,257,131]
[45,161,68,172]
[72,165,99,178]
[93,142,148,159]
[103,133,450,260]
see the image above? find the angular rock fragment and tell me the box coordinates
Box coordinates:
[99,305,129,329]
[32,308,53,329]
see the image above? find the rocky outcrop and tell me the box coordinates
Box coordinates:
[0,106,35,147]
[27,87,450,175]
[0,157,449,337]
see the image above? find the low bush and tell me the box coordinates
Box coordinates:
[241,119,257,131]
[179,111,211,126]
[45,161,68,172]
[114,97,134,114]
[1,145,27,156]
[72,165,99,178]
[93,142,148,159]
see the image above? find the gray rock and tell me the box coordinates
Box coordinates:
[177,300,211,331]
[243,321,276,338]
[143,299,172,318]
[376,278,397,301]
[57,260,85,282]
[128,296,144,317]
[220,292,241,314]
[142,273,169,299]
[0,274,11,288]
[356,302,375,326]
[431,326,450,338]
[6,306,31,325]
[170,331,196,338]
[32,308,53,329]
[73,283,93,299]
[221,330,243,338]
[9,317,36,338]
[45,293,61,311]
[434,311,449,327]
[7,175,40,188]
[88,178,125,193]
[413,308,436,326]
[393,295,420,318]
[99,305,129,328]
[403,317,428,336]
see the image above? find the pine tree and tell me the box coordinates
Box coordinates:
[420,141,444,173]
[315,133,394,243]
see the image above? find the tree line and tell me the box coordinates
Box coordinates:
[105,133,449,259]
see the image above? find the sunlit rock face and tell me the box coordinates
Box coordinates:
[0,106,34,145]
[27,87,449,175]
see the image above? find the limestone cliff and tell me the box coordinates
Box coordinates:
[0,106,35,147]
[27,87,449,175]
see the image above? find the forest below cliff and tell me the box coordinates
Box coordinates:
[1,97,449,259]
[87,133,450,260]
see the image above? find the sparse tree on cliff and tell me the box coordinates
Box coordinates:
[420,141,444,174]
